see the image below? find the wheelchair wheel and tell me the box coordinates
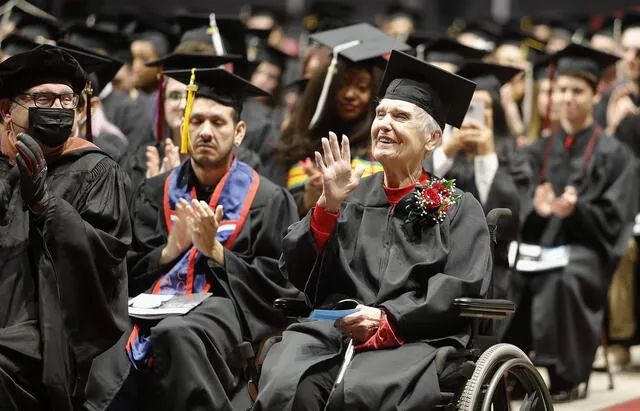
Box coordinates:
[457,343,554,411]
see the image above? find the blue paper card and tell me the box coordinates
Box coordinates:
[308,309,358,322]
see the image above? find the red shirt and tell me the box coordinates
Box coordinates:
[310,171,429,351]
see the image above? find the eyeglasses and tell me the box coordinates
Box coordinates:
[165,91,186,107]
[17,92,80,109]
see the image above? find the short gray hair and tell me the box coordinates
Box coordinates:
[412,105,442,139]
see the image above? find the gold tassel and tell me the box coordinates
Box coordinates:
[181,68,198,154]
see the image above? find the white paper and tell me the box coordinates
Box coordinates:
[128,293,212,320]
[508,242,570,272]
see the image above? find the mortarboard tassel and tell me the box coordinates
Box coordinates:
[181,68,198,154]
[309,40,361,130]
[84,81,93,142]
[208,13,226,56]
[155,72,165,144]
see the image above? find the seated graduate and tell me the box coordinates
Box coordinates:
[502,44,639,402]
[0,45,130,410]
[253,50,492,411]
[85,67,301,411]
[427,61,532,299]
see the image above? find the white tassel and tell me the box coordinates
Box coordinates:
[309,40,361,130]
[208,13,226,56]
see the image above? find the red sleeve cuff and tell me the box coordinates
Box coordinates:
[310,204,339,252]
[354,310,404,352]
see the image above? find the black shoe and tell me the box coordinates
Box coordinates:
[550,386,579,403]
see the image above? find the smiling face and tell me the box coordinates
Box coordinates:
[334,66,373,122]
[371,98,440,172]
[187,97,245,169]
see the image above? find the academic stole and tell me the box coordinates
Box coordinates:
[125,159,260,369]
[286,155,384,190]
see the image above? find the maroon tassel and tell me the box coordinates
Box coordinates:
[84,81,93,142]
[156,72,165,144]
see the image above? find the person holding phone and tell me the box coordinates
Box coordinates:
[426,61,532,300]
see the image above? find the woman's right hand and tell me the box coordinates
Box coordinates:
[316,132,365,213]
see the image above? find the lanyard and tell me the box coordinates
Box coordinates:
[539,125,601,184]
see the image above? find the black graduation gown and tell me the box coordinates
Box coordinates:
[101,89,152,157]
[502,124,639,384]
[241,100,281,170]
[0,144,131,411]
[424,147,532,299]
[84,161,301,411]
[253,172,492,411]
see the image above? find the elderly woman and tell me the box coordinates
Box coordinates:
[253,50,492,411]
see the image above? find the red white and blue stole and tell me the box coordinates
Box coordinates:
[126,158,260,369]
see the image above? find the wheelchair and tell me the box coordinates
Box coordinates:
[242,208,554,411]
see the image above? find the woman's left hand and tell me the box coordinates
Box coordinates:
[335,305,384,344]
[459,120,494,156]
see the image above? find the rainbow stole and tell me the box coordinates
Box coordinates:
[286,156,384,190]
[125,159,259,369]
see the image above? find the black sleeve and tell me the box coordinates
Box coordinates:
[39,159,131,362]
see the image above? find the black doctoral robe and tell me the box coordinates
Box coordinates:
[502,124,639,385]
[84,160,301,411]
[0,141,131,411]
[253,172,492,411]
[101,88,152,160]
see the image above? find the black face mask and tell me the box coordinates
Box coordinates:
[27,107,75,148]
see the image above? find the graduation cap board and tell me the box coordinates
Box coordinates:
[553,43,620,86]
[176,13,247,58]
[0,32,37,57]
[420,37,488,66]
[63,24,132,62]
[378,50,477,129]
[249,5,285,26]
[252,46,289,71]
[162,68,270,153]
[146,52,240,69]
[456,61,522,100]
[384,3,421,24]
[10,9,60,41]
[303,1,355,33]
[307,23,412,128]
[130,17,175,56]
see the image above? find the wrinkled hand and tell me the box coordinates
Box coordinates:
[186,199,225,265]
[335,305,384,344]
[458,120,494,155]
[552,186,577,218]
[15,133,50,216]
[160,199,193,264]
[316,132,365,212]
[160,139,181,173]
[300,157,323,212]
[145,145,161,178]
[533,182,555,217]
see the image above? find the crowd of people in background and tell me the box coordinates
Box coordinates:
[1,1,640,410]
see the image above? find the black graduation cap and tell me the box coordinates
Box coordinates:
[406,31,439,49]
[622,9,640,31]
[176,13,247,58]
[456,61,522,99]
[0,33,38,57]
[378,50,477,129]
[162,68,270,153]
[63,24,132,62]
[146,52,240,69]
[420,37,488,66]
[307,23,411,128]
[12,11,60,41]
[553,43,620,86]
[532,52,555,80]
[303,1,355,33]
[253,46,289,71]
[130,16,175,56]
[496,26,547,62]
[57,41,123,94]
[0,44,88,99]
[310,23,411,64]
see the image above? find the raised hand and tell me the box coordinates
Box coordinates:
[459,120,494,156]
[160,139,181,173]
[160,199,193,264]
[187,200,225,265]
[145,145,161,179]
[533,182,555,217]
[15,133,50,216]
[316,132,365,213]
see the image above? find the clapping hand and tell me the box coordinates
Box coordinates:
[551,186,577,218]
[533,182,555,217]
[15,133,51,216]
[160,199,193,264]
[316,132,365,213]
[160,139,181,173]
[606,85,640,135]
[186,199,225,265]
[458,120,494,155]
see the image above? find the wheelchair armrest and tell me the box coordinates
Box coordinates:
[453,297,515,320]
[273,298,313,318]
